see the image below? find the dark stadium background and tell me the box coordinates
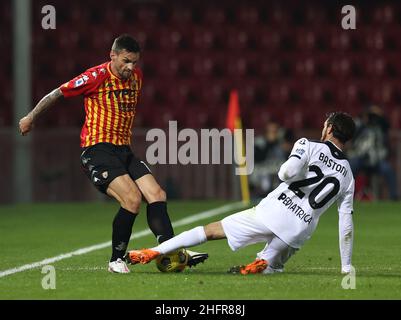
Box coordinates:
[1,0,400,203]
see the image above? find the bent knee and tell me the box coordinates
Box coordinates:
[120,192,142,213]
[148,187,167,203]
[204,222,225,240]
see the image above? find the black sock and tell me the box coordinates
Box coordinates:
[147,201,174,244]
[110,207,137,262]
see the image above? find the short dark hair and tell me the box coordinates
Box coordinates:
[112,34,141,53]
[326,111,356,143]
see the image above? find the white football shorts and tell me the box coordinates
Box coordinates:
[221,207,275,251]
[221,207,298,270]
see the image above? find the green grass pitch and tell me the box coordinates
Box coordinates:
[0,200,400,300]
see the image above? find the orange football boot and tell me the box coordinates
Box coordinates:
[125,249,160,265]
[239,259,268,275]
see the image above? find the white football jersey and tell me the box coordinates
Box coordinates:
[255,138,355,248]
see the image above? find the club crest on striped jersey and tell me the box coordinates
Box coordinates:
[74,75,89,88]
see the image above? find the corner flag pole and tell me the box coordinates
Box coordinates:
[226,90,250,205]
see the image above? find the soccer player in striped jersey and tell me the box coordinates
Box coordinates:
[19,34,207,273]
[126,112,356,275]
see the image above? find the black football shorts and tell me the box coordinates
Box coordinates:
[80,143,151,194]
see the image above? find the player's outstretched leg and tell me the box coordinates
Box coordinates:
[146,202,208,267]
[126,226,209,266]
[125,248,209,268]
[126,249,160,264]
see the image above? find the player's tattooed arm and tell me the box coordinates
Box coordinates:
[19,88,63,135]
[28,88,63,122]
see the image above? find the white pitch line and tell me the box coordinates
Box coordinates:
[0,202,246,278]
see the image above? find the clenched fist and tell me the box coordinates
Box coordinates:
[19,115,34,136]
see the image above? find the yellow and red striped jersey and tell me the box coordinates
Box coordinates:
[60,62,142,147]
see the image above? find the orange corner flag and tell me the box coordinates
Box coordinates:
[226,90,241,132]
[225,89,250,205]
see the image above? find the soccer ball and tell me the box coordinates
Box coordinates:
[155,249,189,273]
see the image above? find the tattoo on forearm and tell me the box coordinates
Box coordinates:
[29,88,62,121]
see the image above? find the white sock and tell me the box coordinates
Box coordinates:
[151,226,207,254]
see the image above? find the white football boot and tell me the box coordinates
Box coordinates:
[108,258,130,273]
[186,250,209,268]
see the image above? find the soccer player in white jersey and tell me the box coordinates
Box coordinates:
[125,112,356,275]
